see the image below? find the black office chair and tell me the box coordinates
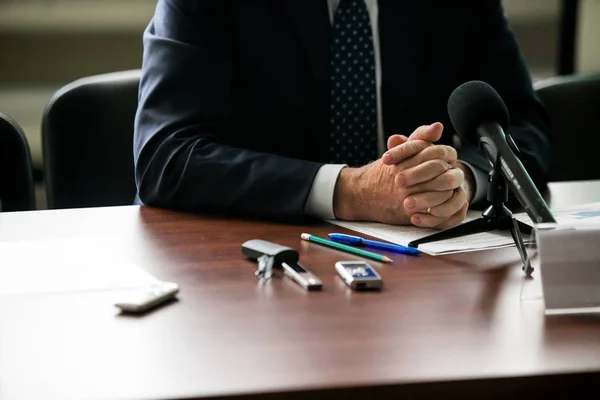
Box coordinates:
[534,73,600,182]
[0,112,36,211]
[42,70,140,209]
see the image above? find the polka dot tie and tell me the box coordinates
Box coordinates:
[329,0,378,167]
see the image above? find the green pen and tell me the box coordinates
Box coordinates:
[301,233,393,263]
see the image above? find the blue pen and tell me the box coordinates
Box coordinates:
[328,233,421,256]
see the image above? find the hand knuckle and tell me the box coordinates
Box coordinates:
[428,146,443,159]
[400,172,412,184]
[391,142,407,155]
[402,142,415,157]
[443,173,455,188]
[414,140,428,150]
[445,146,458,161]
[453,171,464,187]
[434,159,448,171]
[414,125,426,135]
[388,148,400,159]
[412,150,426,165]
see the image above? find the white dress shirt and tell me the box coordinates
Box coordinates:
[304,0,485,219]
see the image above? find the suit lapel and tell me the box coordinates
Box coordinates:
[379,0,426,136]
[283,0,331,83]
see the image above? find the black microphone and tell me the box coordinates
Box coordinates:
[447,80,555,224]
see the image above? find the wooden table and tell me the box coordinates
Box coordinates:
[1,181,600,400]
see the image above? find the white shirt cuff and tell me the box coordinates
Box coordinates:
[304,164,347,220]
[459,160,488,204]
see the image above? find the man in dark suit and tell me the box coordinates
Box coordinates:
[133,0,550,228]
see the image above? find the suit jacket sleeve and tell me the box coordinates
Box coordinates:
[457,0,552,197]
[133,0,323,222]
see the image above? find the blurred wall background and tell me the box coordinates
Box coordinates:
[0,0,596,209]
[577,0,600,72]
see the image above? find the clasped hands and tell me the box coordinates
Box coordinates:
[333,122,472,229]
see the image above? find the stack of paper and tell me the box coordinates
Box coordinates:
[328,202,600,255]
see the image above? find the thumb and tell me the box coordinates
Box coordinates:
[386,134,408,150]
[409,122,444,143]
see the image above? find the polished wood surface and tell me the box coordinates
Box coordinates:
[2,181,600,400]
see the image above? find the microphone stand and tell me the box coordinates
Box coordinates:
[408,154,534,276]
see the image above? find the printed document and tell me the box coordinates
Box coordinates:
[328,202,600,255]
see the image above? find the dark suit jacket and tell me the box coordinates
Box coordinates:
[133,0,551,222]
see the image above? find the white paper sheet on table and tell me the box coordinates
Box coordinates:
[327,202,600,255]
[0,237,159,296]
[535,201,600,227]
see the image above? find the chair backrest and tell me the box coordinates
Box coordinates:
[42,70,140,209]
[0,112,36,211]
[534,73,600,182]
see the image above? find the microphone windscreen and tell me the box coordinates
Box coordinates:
[447,80,510,143]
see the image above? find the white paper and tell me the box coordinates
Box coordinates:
[0,237,159,296]
[527,201,600,228]
[330,210,525,255]
[328,202,600,255]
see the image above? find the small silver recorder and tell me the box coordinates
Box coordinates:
[335,261,383,290]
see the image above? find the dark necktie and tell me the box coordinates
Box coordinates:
[329,0,378,166]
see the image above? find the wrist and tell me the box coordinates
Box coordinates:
[333,167,367,220]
